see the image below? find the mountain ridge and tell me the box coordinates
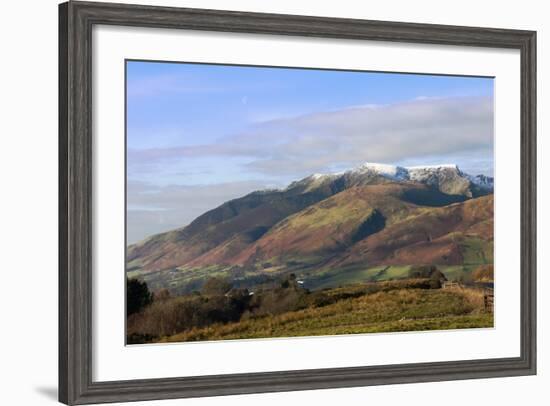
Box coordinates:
[285,162,493,197]
[127,162,494,293]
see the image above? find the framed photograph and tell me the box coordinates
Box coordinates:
[59,1,536,404]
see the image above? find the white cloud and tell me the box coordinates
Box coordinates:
[127,180,269,243]
[245,96,493,175]
[128,96,493,179]
[127,96,494,240]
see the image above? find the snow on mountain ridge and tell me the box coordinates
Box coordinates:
[467,173,494,187]
[354,162,469,182]
[289,162,493,193]
[354,162,465,177]
[406,164,459,170]
[356,162,409,180]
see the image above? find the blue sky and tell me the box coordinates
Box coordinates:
[127,60,494,243]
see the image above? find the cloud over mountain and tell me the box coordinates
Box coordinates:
[127,96,494,241]
[128,96,493,179]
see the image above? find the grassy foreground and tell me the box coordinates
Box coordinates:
[158,287,492,343]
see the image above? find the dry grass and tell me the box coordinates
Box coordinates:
[473,265,494,282]
[159,287,493,343]
[459,287,486,307]
[445,286,490,314]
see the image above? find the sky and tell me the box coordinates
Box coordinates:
[126,60,494,244]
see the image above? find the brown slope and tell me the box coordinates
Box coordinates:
[127,191,324,272]
[128,176,492,277]
[127,172,403,273]
[331,194,493,269]
[190,182,466,268]
[127,177,359,272]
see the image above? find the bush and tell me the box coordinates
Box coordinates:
[473,265,494,282]
[153,288,171,302]
[249,285,307,316]
[201,277,232,296]
[126,293,252,338]
[127,274,311,339]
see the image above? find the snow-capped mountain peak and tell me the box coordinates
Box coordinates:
[406,164,459,170]
[355,162,410,180]
[288,162,493,197]
[467,173,494,188]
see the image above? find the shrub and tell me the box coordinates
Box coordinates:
[250,285,307,316]
[201,277,232,296]
[153,288,171,302]
[127,290,252,338]
[473,265,494,282]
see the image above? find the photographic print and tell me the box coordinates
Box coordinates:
[125,61,495,345]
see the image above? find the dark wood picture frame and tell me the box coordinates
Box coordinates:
[59,1,537,404]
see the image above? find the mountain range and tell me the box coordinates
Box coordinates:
[127,163,494,293]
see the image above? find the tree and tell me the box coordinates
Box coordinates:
[201,277,232,296]
[280,273,297,289]
[408,265,438,279]
[428,268,447,288]
[408,265,447,288]
[127,278,152,316]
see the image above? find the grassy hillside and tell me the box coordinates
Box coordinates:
[331,194,493,269]
[127,185,343,273]
[162,293,491,342]
[127,277,493,344]
[127,179,493,294]
[226,184,420,267]
[159,286,491,343]
[125,166,494,344]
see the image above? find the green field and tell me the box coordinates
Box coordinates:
[306,265,413,289]
[130,260,490,296]
[304,262,488,291]
[460,236,493,265]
